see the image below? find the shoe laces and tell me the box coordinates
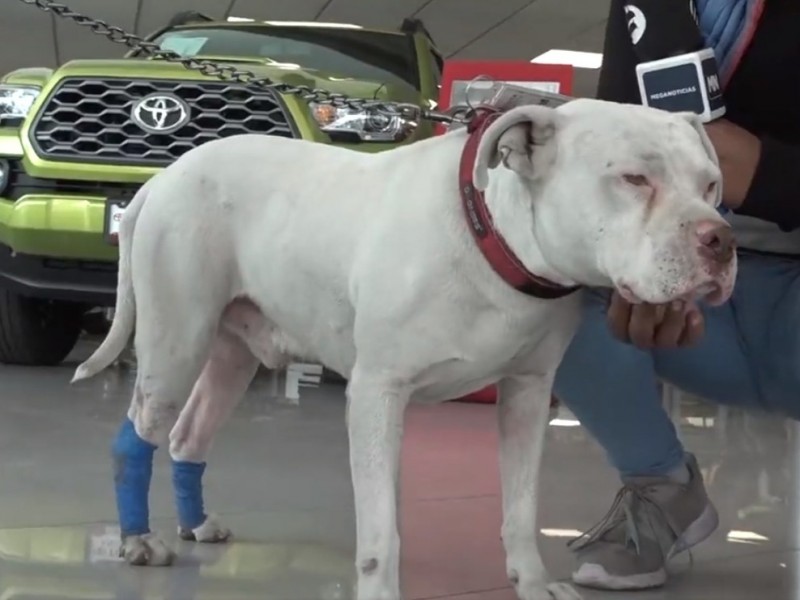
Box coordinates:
[567,481,686,560]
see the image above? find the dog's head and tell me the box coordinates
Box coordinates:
[474,99,736,305]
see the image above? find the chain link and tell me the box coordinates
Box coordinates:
[18,0,465,124]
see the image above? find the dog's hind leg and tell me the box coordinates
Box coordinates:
[168,327,260,544]
[347,368,410,600]
[113,312,218,566]
[112,256,229,566]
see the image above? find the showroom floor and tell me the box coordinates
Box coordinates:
[0,341,797,600]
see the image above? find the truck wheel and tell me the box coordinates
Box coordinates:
[0,289,84,366]
[82,308,111,336]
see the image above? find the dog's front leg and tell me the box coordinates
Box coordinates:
[497,376,582,600]
[347,371,409,600]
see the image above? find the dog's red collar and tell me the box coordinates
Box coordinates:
[458,109,580,300]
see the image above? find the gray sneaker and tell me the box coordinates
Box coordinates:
[568,454,719,590]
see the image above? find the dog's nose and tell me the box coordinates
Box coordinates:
[695,220,735,264]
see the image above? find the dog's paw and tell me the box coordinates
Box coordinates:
[178,514,232,544]
[120,533,175,566]
[516,581,582,600]
[355,586,400,600]
[509,568,582,600]
[544,582,582,600]
[355,572,400,600]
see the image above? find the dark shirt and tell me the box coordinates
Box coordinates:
[597,0,800,231]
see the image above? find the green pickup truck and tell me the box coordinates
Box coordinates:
[0,13,443,366]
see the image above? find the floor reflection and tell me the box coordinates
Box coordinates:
[0,350,799,599]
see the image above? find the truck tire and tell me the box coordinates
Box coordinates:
[0,289,84,366]
[81,308,111,336]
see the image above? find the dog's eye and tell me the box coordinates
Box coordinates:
[622,174,650,187]
[706,181,718,196]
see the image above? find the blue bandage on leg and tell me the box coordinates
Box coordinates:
[112,418,157,537]
[172,460,207,531]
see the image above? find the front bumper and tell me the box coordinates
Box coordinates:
[0,242,117,305]
[0,158,134,305]
[0,188,123,304]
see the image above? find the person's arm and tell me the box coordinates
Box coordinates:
[729,132,800,231]
[595,0,641,104]
[597,0,704,103]
[595,0,800,232]
[703,120,800,231]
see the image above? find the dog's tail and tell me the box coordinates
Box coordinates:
[72,180,151,383]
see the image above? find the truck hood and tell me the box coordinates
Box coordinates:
[47,58,424,104]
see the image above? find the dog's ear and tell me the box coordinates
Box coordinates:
[680,112,722,207]
[473,105,561,191]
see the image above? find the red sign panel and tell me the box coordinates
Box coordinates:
[437,60,574,136]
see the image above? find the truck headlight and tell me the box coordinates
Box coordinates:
[0,159,8,196]
[0,85,40,124]
[310,102,416,143]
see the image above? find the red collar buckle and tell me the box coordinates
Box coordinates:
[465,105,501,134]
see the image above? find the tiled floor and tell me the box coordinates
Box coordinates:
[0,341,797,600]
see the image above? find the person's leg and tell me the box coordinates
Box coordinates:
[553,267,764,591]
[731,253,800,419]
[554,290,758,479]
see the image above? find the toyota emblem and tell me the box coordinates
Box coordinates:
[131,93,190,134]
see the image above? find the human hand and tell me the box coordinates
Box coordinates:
[607,291,705,349]
[704,119,761,210]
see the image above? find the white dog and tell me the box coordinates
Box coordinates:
[74,99,736,600]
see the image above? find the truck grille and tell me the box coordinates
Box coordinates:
[30,77,297,166]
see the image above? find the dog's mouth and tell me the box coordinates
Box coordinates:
[615,280,726,306]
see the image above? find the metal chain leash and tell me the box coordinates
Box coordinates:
[19,0,467,124]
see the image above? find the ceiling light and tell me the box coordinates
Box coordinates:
[549,418,581,427]
[727,530,769,544]
[540,528,583,538]
[532,49,603,69]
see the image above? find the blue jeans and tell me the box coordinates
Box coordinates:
[553,251,800,478]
